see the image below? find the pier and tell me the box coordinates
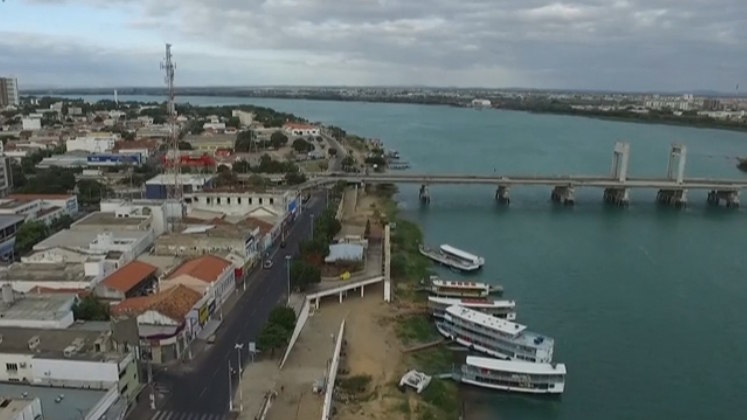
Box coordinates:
[303,143,747,208]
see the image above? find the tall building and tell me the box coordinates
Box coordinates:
[0,77,19,108]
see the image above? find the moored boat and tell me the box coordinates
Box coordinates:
[428,276,501,297]
[419,244,485,272]
[436,305,554,363]
[428,296,516,320]
[454,356,566,395]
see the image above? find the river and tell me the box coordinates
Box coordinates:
[70,94,747,419]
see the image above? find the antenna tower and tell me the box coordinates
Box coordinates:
[161,43,181,229]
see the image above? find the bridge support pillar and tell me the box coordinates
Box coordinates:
[419,184,431,204]
[656,189,687,208]
[603,188,630,207]
[551,186,575,206]
[707,190,740,208]
[361,285,365,297]
[495,185,510,204]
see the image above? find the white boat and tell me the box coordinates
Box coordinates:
[436,305,554,363]
[428,277,501,297]
[398,370,432,394]
[427,296,516,320]
[419,244,485,272]
[456,356,566,395]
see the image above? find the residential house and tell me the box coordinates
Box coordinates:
[94,261,158,302]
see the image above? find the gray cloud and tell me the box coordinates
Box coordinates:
[11,0,747,90]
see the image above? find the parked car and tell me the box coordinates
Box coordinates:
[263,259,273,269]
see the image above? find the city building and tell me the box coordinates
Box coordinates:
[94,260,158,302]
[0,286,76,329]
[112,284,201,364]
[0,158,9,198]
[145,174,214,200]
[231,110,254,126]
[0,396,43,420]
[86,152,143,167]
[163,255,236,316]
[186,188,298,218]
[0,383,126,420]
[202,121,226,132]
[6,194,79,217]
[0,77,19,108]
[36,151,90,169]
[113,139,159,159]
[183,134,235,153]
[99,199,181,236]
[0,325,139,403]
[282,122,320,137]
[0,215,24,262]
[20,118,41,131]
[0,257,105,293]
[65,134,118,153]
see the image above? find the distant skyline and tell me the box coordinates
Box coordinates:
[1,0,746,92]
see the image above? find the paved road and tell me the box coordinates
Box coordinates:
[138,193,325,417]
[321,131,347,172]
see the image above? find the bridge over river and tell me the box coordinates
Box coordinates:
[303,143,747,208]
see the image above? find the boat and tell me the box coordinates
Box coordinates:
[428,296,516,320]
[427,276,502,297]
[419,244,485,272]
[398,370,432,394]
[454,356,566,395]
[436,305,554,363]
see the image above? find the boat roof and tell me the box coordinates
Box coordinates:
[466,356,567,375]
[446,305,527,336]
[428,296,515,309]
[431,279,489,290]
[440,244,481,261]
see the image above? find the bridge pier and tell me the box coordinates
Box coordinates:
[603,188,630,207]
[419,184,430,204]
[656,189,687,208]
[707,190,740,208]
[495,185,510,204]
[551,186,575,206]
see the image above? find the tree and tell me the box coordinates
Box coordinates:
[256,322,290,355]
[341,156,356,172]
[93,115,103,123]
[14,221,50,255]
[73,296,111,321]
[291,138,314,153]
[178,141,193,150]
[235,130,254,152]
[284,171,307,186]
[50,214,74,232]
[364,219,371,239]
[328,148,338,157]
[217,164,230,173]
[268,306,296,332]
[290,260,322,292]
[270,131,288,149]
[233,160,251,173]
[77,179,111,207]
[226,116,241,128]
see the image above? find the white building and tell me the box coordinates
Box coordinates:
[0,397,43,420]
[186,189,297,218]
[203,122,226,132]
[67,106,83,116]
[66,134,118,153]
[0,286,76,329]
[0,77,19,107]
[232,110,254,126]
[20,118,41,131]
[99,199,181,236]
[471,99,492,107]
[0,193,78,225]
[282,123,320,137]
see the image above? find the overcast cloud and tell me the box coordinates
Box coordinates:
[1,0,746,90]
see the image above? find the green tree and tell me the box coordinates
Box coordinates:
[77,179,111,207]
[178,141,193,150]
[50,214,74,232]
[226,116,241,128]
[284,171,307,186]
[73,296,111,321]
[256,322,290,355]
[93,115,103,123]
[341,155,356,172]
[232,160,251,173]
[268,306,296,332]
[328,148,338,157]
[270,131,288,149]
[291,138,314,153]
[14,221,50,255]
[290,260,322,292]
[217,164,230,173]
[235,130,254,152]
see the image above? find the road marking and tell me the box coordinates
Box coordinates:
[151,412,224,420]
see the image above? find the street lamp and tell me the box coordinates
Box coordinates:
[285,255,292,306]
[235,343,244,412]
[228,361,233,412]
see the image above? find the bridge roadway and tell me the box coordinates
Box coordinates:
[302,173,747,190]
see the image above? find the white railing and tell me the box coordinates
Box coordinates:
[279,299,311,369]
[321,319,346,420]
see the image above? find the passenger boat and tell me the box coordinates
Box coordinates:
[428,296,516,320]
[428,277,502,297]
[436,305,554,363]
[454,356,566,395]
[419,244,485,272]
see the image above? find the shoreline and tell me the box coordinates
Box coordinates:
[28,91,747,134]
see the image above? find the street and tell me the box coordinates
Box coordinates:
[132,192,326,419]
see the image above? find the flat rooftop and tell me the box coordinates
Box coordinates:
[0,326,125,362]
[34,228,149,251]
[0,293,74,321]
[0,383,120,420]
[0,398,37,420]
[72,211,148,227]
[0,215,24,229]
[0,261,92,284]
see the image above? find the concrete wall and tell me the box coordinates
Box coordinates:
[31,358,119,388]
[322,319,346,420]
[279,299,311,369]
[85,386,120,420]
[0,311,74,329]
[0,353,34,382]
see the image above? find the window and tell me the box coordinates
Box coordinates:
[6,363,18,372]
[269,198,274,205]
[227,197,231,205]
[259,198,263,205]
[217,197,221,205]
[237,197,242,205]
[248,198,252,205]
[206,197,212,205]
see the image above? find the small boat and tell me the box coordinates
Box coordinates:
[419,244,485,272]
[454,356,566,395]
[427,296,516,320]
[427,276,502,297]
[399,370,432,394]
[436,305,554,363]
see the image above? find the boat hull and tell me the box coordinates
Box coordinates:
[458,377,564,395]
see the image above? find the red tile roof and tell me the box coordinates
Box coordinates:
[283,122,317,130]
[101,261,158,293]
[7,194,74,201]
[112,284,200,321]
[28,286,90,297]
[167,255,232,283]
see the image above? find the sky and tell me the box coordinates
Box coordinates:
[0,0,746,91]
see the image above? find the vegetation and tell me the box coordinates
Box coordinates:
[50,214,74,232]
[256,305,297,355]
[284,171,307,186]
[395,315,439,346]
[77,179,112,207]
[17,167,77,194]
[290,259,322,292]
[341,155,357,172]
[291,138,314,153]
[14,221,49,255]
[270,131,289,149]
[73,296,111,321]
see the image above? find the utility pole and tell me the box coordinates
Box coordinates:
[228,360,233,412]
[285,255,292,306]
[235,343,244,412]
[146,350,155,410]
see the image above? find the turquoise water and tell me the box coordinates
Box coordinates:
[75,95,747,419]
